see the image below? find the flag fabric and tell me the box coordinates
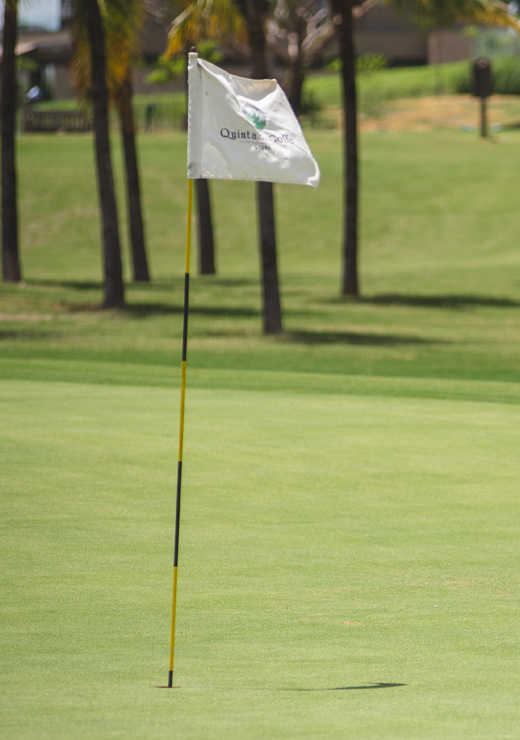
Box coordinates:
[187,57,320,189]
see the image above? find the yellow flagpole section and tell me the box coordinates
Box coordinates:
[168,177,193,688]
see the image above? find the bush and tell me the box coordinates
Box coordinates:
[300,86,322,116]
[326,53,389,76]
[492,56,520,95]
[310,56,520,116]
[448,56,520,96]
[356,54,388,76]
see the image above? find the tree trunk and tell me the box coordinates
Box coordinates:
[335,0,359,297]
[84,0,125,307]
[195,179,215,275]
[237,0,269,79]
[236,0,283,334]
[287,56,304,116]
[187,46,216,274]
[257,181,282,333]
[1,0,22,283]
[117,72,150,282]
[286,22,306,116]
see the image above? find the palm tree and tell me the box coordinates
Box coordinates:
[194,174,215,274]
[112,3,151,285]
[329,0,517,299]
[108,0,150,282]
[395,0,515,29]
[73,0,151,289]
[72,0,125,307]
[1,0,22,282]
[72,0,156,294]
[328,0,363,297]
[115,70,150,281]
[233,0,284,333]
[167,0,285,331]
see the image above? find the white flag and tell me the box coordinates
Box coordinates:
[187,57,320,189]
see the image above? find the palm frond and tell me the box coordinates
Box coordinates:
[165,0,246,59]
[393,0,520,31]
[70,0,144,102]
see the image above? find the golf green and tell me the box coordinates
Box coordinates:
[1,369,518,739]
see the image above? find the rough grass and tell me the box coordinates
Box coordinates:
[2,129,520,383]
[355,94,520,132]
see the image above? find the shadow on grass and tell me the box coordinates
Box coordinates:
[31,279,102,291]
[58,302,262,319]
[0,331,59,340]
[289,682,406,692]
[126,303,260,319]
[57,300,320,320]
[320,293,520,310]
[362,294,520,310]
[160,682,406,692]
[31,277,259,291]
[201,277,258,288]
[286,330,440,346]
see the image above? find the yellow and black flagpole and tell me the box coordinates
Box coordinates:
[168,176,193,688]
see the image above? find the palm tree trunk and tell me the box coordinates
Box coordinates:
[195,179,216,274]
[83,0,125,307]
[1,0,21,283]
[236,0,283,333]
[117,72,150,282]
[287,56,305,116]
[286,22,306,115]
[257,181,282,333]
[187,46,216,275]
[184,46,216,275]
[335,0,359,297]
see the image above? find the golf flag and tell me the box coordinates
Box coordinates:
[169,54,319,689]
[187,57,320,189]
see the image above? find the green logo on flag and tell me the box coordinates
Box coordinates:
[242,104,266,131]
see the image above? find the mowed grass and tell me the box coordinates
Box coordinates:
[1,127,520,738]
[1,374,519,739]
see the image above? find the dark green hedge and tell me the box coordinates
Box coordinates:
[452,56,520,95]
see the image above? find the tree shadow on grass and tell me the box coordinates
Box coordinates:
[362,294,520,310]
[31,277,259,291]
[126,303,261,319]
[202,277,258,288]
[30,279,102,291]
[58,301,262,319]
[286,330,441,346]
[53,301,261,319]
[0,330,60,341]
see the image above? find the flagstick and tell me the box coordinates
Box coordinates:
[168,177,193,689]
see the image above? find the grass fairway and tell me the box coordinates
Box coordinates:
[1,128,520,737]
[1,371,519,739]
